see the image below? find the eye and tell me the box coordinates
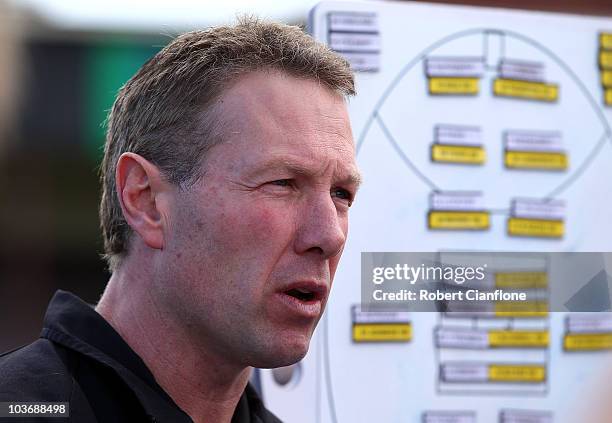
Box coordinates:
[269,179,293,187]
[332,187,354,207]
[265,179,297,191]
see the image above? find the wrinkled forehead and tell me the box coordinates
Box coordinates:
[211,70,358,176]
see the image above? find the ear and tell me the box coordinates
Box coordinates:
[115,152,170,251]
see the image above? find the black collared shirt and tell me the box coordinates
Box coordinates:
[0,290,282,423]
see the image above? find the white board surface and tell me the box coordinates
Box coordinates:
[261,2,612,422]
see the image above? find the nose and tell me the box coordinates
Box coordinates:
[294,192,347,259]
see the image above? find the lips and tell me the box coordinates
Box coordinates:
[282,281,327,302]
[275,281,328,318]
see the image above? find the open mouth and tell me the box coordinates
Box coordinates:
[285,288,317,302]
[276,283,326,317]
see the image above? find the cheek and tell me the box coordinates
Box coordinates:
[200,201,296,271]
[329,216,350,279]
[328,253,342,282]
[170,188,297,280]
[224,203,293,244]
[245,206,282,236]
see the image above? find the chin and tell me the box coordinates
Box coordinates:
[251,334,311,369]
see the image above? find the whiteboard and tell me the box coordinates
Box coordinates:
[261,2,612,422]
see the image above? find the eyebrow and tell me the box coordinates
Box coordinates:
[248,158,363,188]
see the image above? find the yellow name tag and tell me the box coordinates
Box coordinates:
[488,364,546,382]
[489,330,549,348]
[494,301,549,318]
[429,77,479,95]
[428,211,490,230]
[505,151,568,171]
[431,144,486,164]
[600,50,612,69]
[352,323,412,342]
[564,333,612,351]
[602,70,612,87]
[507,217,564,238]
[495,272,548,289]
[600,33,612,50]
[493,78,558,102]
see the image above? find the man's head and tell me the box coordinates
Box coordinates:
[100,18,359,367]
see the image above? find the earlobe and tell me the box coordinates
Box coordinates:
[115,152,168,251]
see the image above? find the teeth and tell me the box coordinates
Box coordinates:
[295,288,311,294]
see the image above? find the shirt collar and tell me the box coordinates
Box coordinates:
[40,290,268,423]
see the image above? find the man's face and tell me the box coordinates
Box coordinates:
[158,70,360,368]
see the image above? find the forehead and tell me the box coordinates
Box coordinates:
[210,70,358,178]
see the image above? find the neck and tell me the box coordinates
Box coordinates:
[96,260,251,423]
